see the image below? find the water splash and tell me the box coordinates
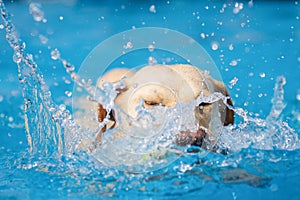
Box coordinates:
[218,76,299,152]
[0,0,79,157]
[229,77,238,89]
[29,2,46,22]
[267,76,286,122]
[1,0,300,197]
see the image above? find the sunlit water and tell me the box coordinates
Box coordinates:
[1,1,300,199]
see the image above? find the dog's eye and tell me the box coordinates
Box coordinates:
[198,102,210,110]
[108,109,115,121]
[145,100,160,106]
[107,109,116,129]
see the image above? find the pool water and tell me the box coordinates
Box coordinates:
[0,0,300,199]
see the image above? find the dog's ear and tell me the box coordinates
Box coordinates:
[97,68,135,127]
[95,104,107,143]
[212,80,234,125]
[97,68,135,90]
[98,104,107,127]
[97,104,116,143]
[96,69,133,141]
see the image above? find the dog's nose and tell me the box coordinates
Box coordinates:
[175,128,207,147]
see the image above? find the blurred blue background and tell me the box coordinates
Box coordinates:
[0,0,299,199]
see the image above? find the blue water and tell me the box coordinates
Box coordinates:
[0,0,299,199]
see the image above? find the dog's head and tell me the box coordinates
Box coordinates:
[97,64,234,150]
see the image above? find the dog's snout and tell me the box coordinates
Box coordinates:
[176,128,207,147]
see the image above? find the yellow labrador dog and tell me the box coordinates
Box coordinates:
[97,64,234,150]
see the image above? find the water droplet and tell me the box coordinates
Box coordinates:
[123,41,133,49]
[39,34,48,44]
[59,104,66,111]
[220,4,227,13]
[29,3,45,22]
[229,77,239,89]
[51,48,60,60]
[148,56,157,65]
[0,95,3,102]
[148,44,155,52]
[13,52,22,63]
[0,24,4,29]
[8,117,13,122]
[296,90,300,101]
[149,5,156,13]
[64,79,71,85]
[229,60,238,66]
[259,72,266,78]
[233,2,244,14]
[59,16,64,21]
[64,62,75,72]
[211,42,219,50]
[200,33,205,39]
[65,91,72,97]
[229,43,234,51]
